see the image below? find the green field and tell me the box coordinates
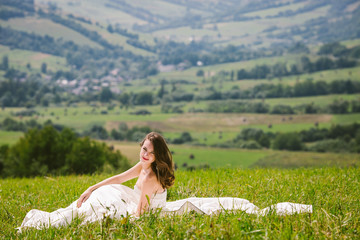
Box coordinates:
[182,93,360,111]
[130,61,360,95]
[34,0,147,29]
[1,105,360,148]
[74,19,155,56]
[111,141,360,169]
[0,17,102,48]
[244,1,307,18]
[0,45,69,73]
[0,130,24,145]
[1,168,359,239]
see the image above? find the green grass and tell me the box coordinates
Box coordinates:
[75,19,155,57]
[252,151,360,168]
[146,60,360,96]
[111,141,265,167]
[1,105,360,147]
[1,168,359,238]
[37,0,147,29]
[0,17,102,48]
[0,130,23,145]
[170,146,266,168]
[110,141,360,169]
[244,1,308,18]
[182,94,360,111]
[122,0,205,19]
[0,45,69,73]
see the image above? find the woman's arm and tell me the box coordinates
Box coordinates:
[77,162,142,208]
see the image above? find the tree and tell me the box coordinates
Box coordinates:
[196,69,204,77]
[1,125,129,177]
[270,105,294,114]
[315,57,334,71]
[119,92,130,108]
[2,55,9,70]
[300,56,313,73]
[272,133,303,151]
[134,92,153,105]
[172,132,193,144]
[65,137,106,174]
[107,24,114,33]
[318,42,347,56]
[328,100,349,114]
[99,87,113,102]
[157,80,166,99]
[41,62,47,73]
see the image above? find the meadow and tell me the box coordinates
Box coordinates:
[0,45,69,74]
[1,105,360,148]
[1,168,359,239]
[0,17,102,48]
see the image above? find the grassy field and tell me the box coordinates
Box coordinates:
[75,19,155,57]
[182,93,360,110]
[135,62,360,95]
[0,17,102,48]
[0,45,69,73]
[1,167,359,239]
[243,1,307,18]
[35,0,147,29]
[109,141,360,169]
[111,141,267,168]
[0,130,24,146]
[1,105,360,148]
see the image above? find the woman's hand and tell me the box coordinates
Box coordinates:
[77,188,93,208]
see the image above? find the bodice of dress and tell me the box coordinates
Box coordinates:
[134,184,167,209]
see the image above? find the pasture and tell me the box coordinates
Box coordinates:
[0,17,101,48]
[109,141,360,169]
[1,105,360,148]
[1,168,359,239]
[0,45,69,73]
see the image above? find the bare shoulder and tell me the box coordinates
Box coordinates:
[142,173,163,193]
[143,173,157,186]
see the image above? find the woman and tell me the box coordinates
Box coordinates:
[19,132,175,230]
[19,132,312,231]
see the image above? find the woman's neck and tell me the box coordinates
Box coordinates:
[141,163,153,174]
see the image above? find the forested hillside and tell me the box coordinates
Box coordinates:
[0,0,359,105]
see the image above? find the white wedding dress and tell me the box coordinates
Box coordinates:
[18,184,312,230]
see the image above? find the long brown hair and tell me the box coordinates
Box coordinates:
[140,132,175,189]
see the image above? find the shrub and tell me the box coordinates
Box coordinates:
[172,132,193,144]
[272,133,303,151]
[235,128,264,142]
[239,140,262,149]
[65,137,106,174]
[84,125,109,140]
[308,139,356,153]
[328,99,349,114]
[270,105,295,114]
[1,125,129,177]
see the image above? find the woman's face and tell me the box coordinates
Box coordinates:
[140,139,155,165]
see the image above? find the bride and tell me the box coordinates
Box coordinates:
[19,132,312,231]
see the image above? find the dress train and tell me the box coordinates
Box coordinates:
[18,184,312,231]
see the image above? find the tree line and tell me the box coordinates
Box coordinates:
[234,123,360,153]
[205,98,360,115]
[194,123,360,154]
[235,56,357,80]
[155,79,360,105]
